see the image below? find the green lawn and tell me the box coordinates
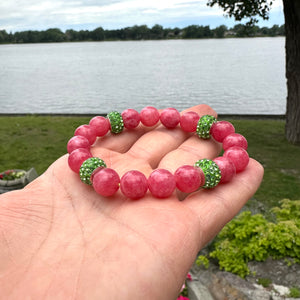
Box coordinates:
[0,116,299,212]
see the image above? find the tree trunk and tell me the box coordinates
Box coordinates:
[283,0,300,144]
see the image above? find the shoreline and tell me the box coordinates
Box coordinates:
[0,113,286,120]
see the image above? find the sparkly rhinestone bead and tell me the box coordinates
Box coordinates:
[196,115,217,139]
[107,111,124,134]
[79,157,106,185]
[194,159,221,188]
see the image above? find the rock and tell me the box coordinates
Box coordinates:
[188,264,270,300]
[247,257,300,287]
[187,259,300,300]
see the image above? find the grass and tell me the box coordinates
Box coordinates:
[0,116,299,211]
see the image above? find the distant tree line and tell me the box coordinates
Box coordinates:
[0,23,284,43]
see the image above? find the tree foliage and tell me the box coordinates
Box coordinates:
[207,0,273,25]
[0,24,284,44]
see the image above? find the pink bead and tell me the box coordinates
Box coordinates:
[223,146,249,172]
[67,135,90,153]
[180,111,200,132]
[223,133,248,151]
[160,108,180,129]
[213,157,236,183]
[211,121,235,143]
[92,168,120,197]
[140,106,160,127]
[121,109,140,129]
[74,124,97,145]
[120,170,148,199]
[174,165,204,193]
[89,116,110,137]
[148,169,176,198]
[68,148,92,173]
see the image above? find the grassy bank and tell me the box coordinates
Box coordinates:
[0,116,299,211]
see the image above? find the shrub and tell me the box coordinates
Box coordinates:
[206,199,300,278]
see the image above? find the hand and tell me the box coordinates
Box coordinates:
[0,104,263,300]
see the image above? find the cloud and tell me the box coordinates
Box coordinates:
[0,0,284,32]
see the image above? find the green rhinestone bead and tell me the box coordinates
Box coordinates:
[79,157,106,185]
[107,111,124,134]
[194,158,221,189]
[196,115,217,139]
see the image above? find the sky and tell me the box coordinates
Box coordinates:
[0,0,284,33]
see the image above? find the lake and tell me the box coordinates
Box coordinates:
[0,37,286,115]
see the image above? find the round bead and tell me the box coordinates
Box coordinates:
[122,109,140,129]
[160,108,180,129]
[89,116,110,137]
[107,111,124,134]
[92,168,120,197]
[67,135,90,153]
[140,106,160,127]
[213,157,236,183]
[174,165,204,193]
[223,146,249,172]
[180,111,200,132]
[79,157,106,185]
[74,124,97,145]
[194,159,221,188]
[196,115,217,139]
[148,169,176,198]
[120,170,148,200]
[68,148,92,173]
[210,121,235,143]
[223,133,248,151]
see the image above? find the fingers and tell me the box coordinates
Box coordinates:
[126,104,218,168]
[184,158,264,247]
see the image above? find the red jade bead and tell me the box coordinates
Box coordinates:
[140,106,160,127]
[174,165,204,193]
[223,133,248,151]
[75,124,97,145]
[121,109,140,129]
[67,135,90,153]
[180,111,200,132]
[68,148,92,173]
[92,168,120,197]
[148,169,176,198]
[120,170,148,199]
[223,146,249,172]
[89,116,110,137]
[213,157,236,183]
[211,121,235,143]
[160,108,181,129]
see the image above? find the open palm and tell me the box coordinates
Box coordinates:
[0,104,263,300]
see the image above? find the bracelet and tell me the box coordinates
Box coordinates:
[67,106,249,199]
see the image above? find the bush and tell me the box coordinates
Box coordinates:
[203,199,300,278]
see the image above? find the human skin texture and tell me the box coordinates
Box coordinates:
[0,104,264,300]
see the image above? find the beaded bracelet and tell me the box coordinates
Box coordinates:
[67,106,249,200]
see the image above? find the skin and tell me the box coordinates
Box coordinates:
[0,104,264,300]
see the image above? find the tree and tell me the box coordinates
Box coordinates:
[208,0,300,144]
[214,25,228,38]
[91,27,105,41]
